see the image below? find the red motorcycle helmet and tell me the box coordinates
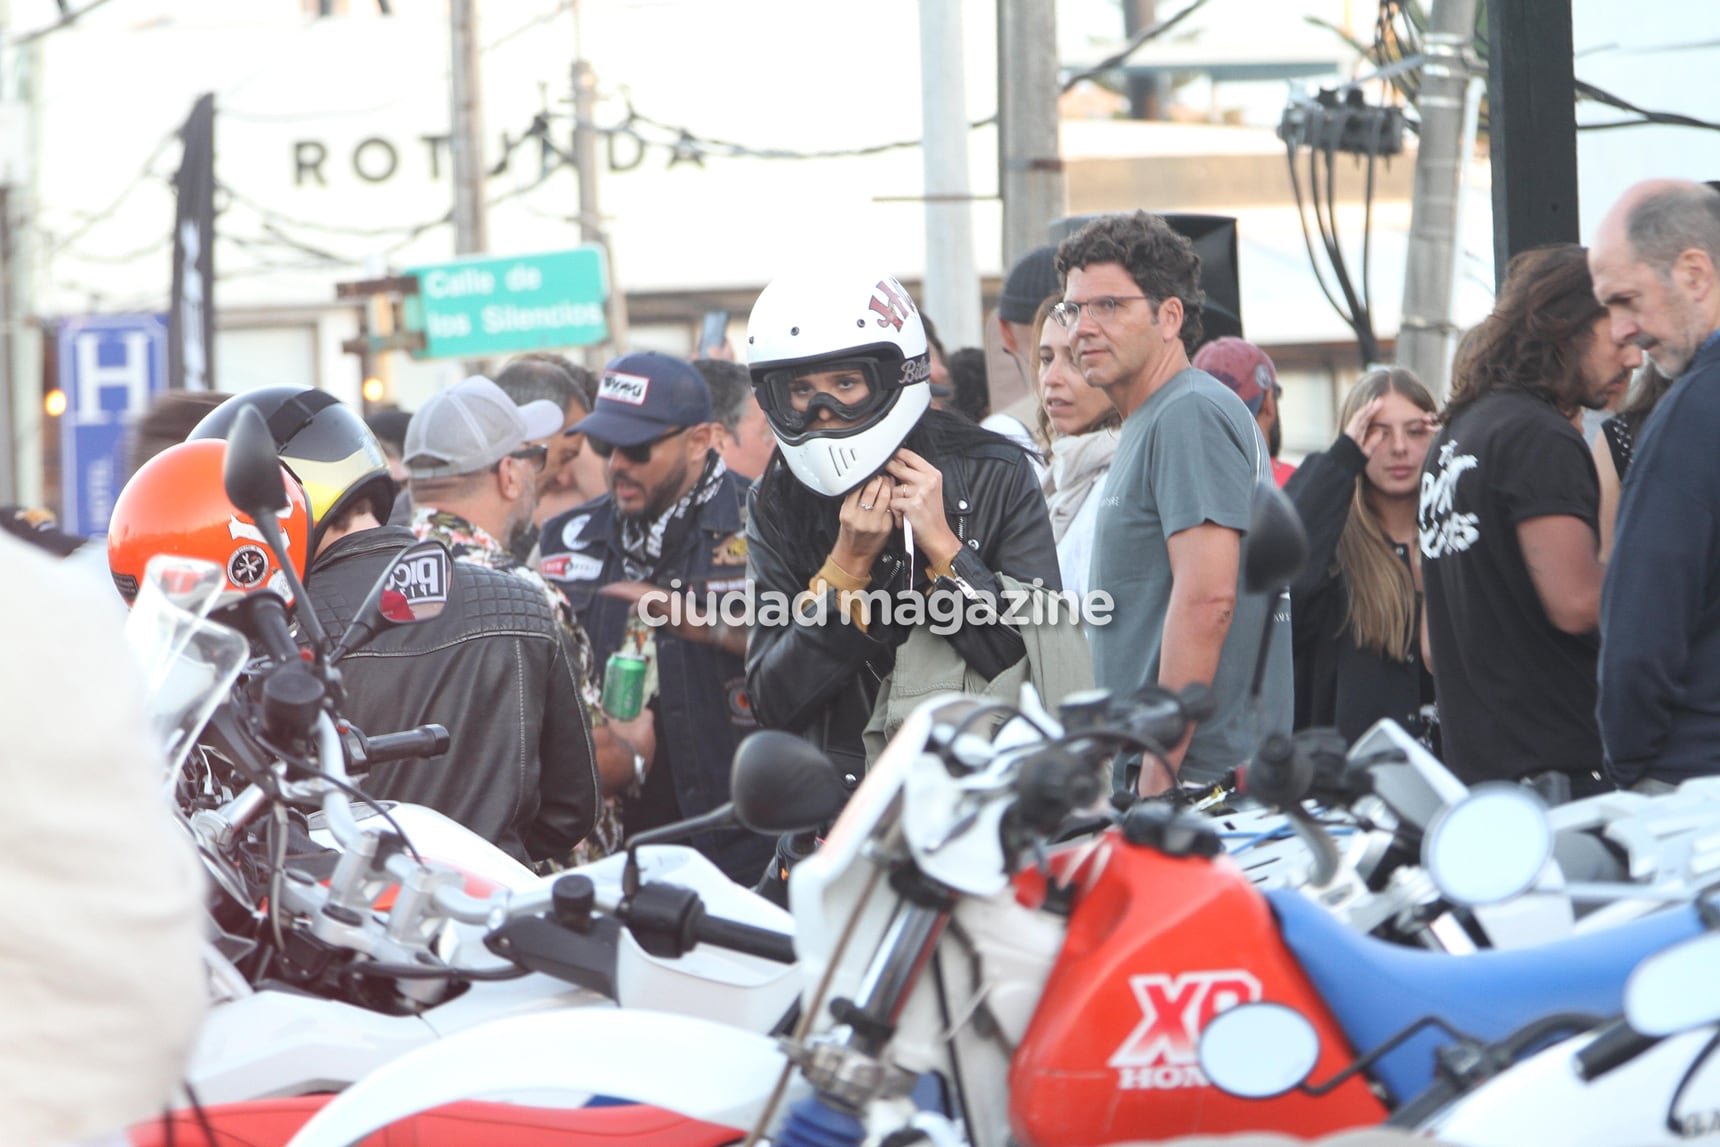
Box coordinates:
[107,439,312,605]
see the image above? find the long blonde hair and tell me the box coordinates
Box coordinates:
[1335,367,1437,661]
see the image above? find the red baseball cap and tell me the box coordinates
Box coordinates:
[1194,337,1278,415]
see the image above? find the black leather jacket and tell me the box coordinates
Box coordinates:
[307,526,598,865]
[746,439,1061,779]
[540,468,772,884]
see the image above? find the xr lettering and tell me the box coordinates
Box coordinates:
[1109,970,1262,1091]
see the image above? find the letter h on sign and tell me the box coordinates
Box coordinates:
[57,315,168,536]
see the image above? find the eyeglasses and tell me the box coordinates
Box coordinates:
[1050,295,1151,329]
[492,444,549,474]
[588,426,687,464]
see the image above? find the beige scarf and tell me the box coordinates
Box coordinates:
[1042,427,1121,543]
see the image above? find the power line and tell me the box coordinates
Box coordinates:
[1574,79,1720,135]
[13,0,125,45]
[1059,0,1213,95]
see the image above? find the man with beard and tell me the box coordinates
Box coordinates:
[1591,180,1720,788]
[1418,244,1640,794]
[189,379,605,867]
[538,352,766,881]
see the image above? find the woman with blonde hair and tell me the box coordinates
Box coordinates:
[1285,367,1440,745]
[1034,296,1121,600]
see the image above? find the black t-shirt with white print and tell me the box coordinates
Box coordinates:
[1418,389,1603,783]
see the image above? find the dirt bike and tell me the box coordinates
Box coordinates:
[126,408,809,1140]
[280,480,1713,1147]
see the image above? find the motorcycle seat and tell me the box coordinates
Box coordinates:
[1266,887,1701,1105]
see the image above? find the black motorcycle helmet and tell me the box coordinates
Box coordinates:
[187,386,396,555]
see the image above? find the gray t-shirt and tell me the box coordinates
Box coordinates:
[1089,367,1293,781]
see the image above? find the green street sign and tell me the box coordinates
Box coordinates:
[402,246,609,359]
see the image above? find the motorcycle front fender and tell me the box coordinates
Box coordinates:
[285,1009,799,1147]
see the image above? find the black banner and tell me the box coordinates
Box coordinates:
[169,93,215,391]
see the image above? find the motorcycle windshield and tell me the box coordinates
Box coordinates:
[123,554,249,788]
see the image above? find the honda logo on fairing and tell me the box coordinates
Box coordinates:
[1108,970,1262,1090]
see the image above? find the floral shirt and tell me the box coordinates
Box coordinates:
[409,507,622,865]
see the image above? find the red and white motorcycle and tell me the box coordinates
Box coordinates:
[126,410,808,1141]
[280,481,1716,1147]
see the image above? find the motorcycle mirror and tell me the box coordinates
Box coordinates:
[1198,1003,1321,1099]
[222,404,290,517]
[621,802,738,898]
[330,540,454,663]
[220,405,328,649]
[1625,931,1720,1037]
[1242,479,1308,595]
[731,730,850,835]
[1422,783,1553,906]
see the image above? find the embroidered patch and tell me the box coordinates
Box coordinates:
[558,514,593,549]
[725,677,756,726]
[710,532,748,567]
[599,371,650,406]
[540,552,605,583]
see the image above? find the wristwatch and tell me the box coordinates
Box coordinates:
[615,733,648,797]
[929,568,980,600]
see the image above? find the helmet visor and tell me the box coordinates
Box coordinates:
[756,358,898,440]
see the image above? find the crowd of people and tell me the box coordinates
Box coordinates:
[17,187,1720,1137]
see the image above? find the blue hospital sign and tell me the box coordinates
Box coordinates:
[57,315,168,536]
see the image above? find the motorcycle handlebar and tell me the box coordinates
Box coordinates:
[1118,683,1215,751]
[1574,1017,1660,1081]
[247,591,302,666]
[693,914,797,965]
[358,725,451,767]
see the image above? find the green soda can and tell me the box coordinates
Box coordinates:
[602,651,648,720]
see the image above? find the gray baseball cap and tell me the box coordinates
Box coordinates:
[403,375,565,479]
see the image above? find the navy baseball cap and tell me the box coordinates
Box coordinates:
[571,351,713,447]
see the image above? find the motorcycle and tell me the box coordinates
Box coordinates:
[126,409,808,1136]
[1244,787,1720,1147]
[282,480,1714,1147]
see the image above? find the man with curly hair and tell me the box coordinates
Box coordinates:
[1419,243,1639,794]
[1055,211,1289,795]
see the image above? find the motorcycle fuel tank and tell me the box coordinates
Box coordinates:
[1007,829,1386,1144]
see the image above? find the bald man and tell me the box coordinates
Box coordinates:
[1591,179,1720,789]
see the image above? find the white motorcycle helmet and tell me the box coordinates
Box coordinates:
[745,268,933,497]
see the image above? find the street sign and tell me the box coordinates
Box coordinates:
[57,314,168,537]
[401,246,609,359]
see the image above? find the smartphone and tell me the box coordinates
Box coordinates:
[697,310,730,358]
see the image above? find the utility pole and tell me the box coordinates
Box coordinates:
[1121,0,1162,119]
[1487,0,1577,286]
[1396,0,1478,398]
[0,183,15,504]
[997,0,1065,270]
[448,0,486,256]
[572,0,626,363]
[918,0,981,350]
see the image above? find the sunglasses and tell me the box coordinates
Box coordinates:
[491,444,549,474]
[588,427,687,464]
